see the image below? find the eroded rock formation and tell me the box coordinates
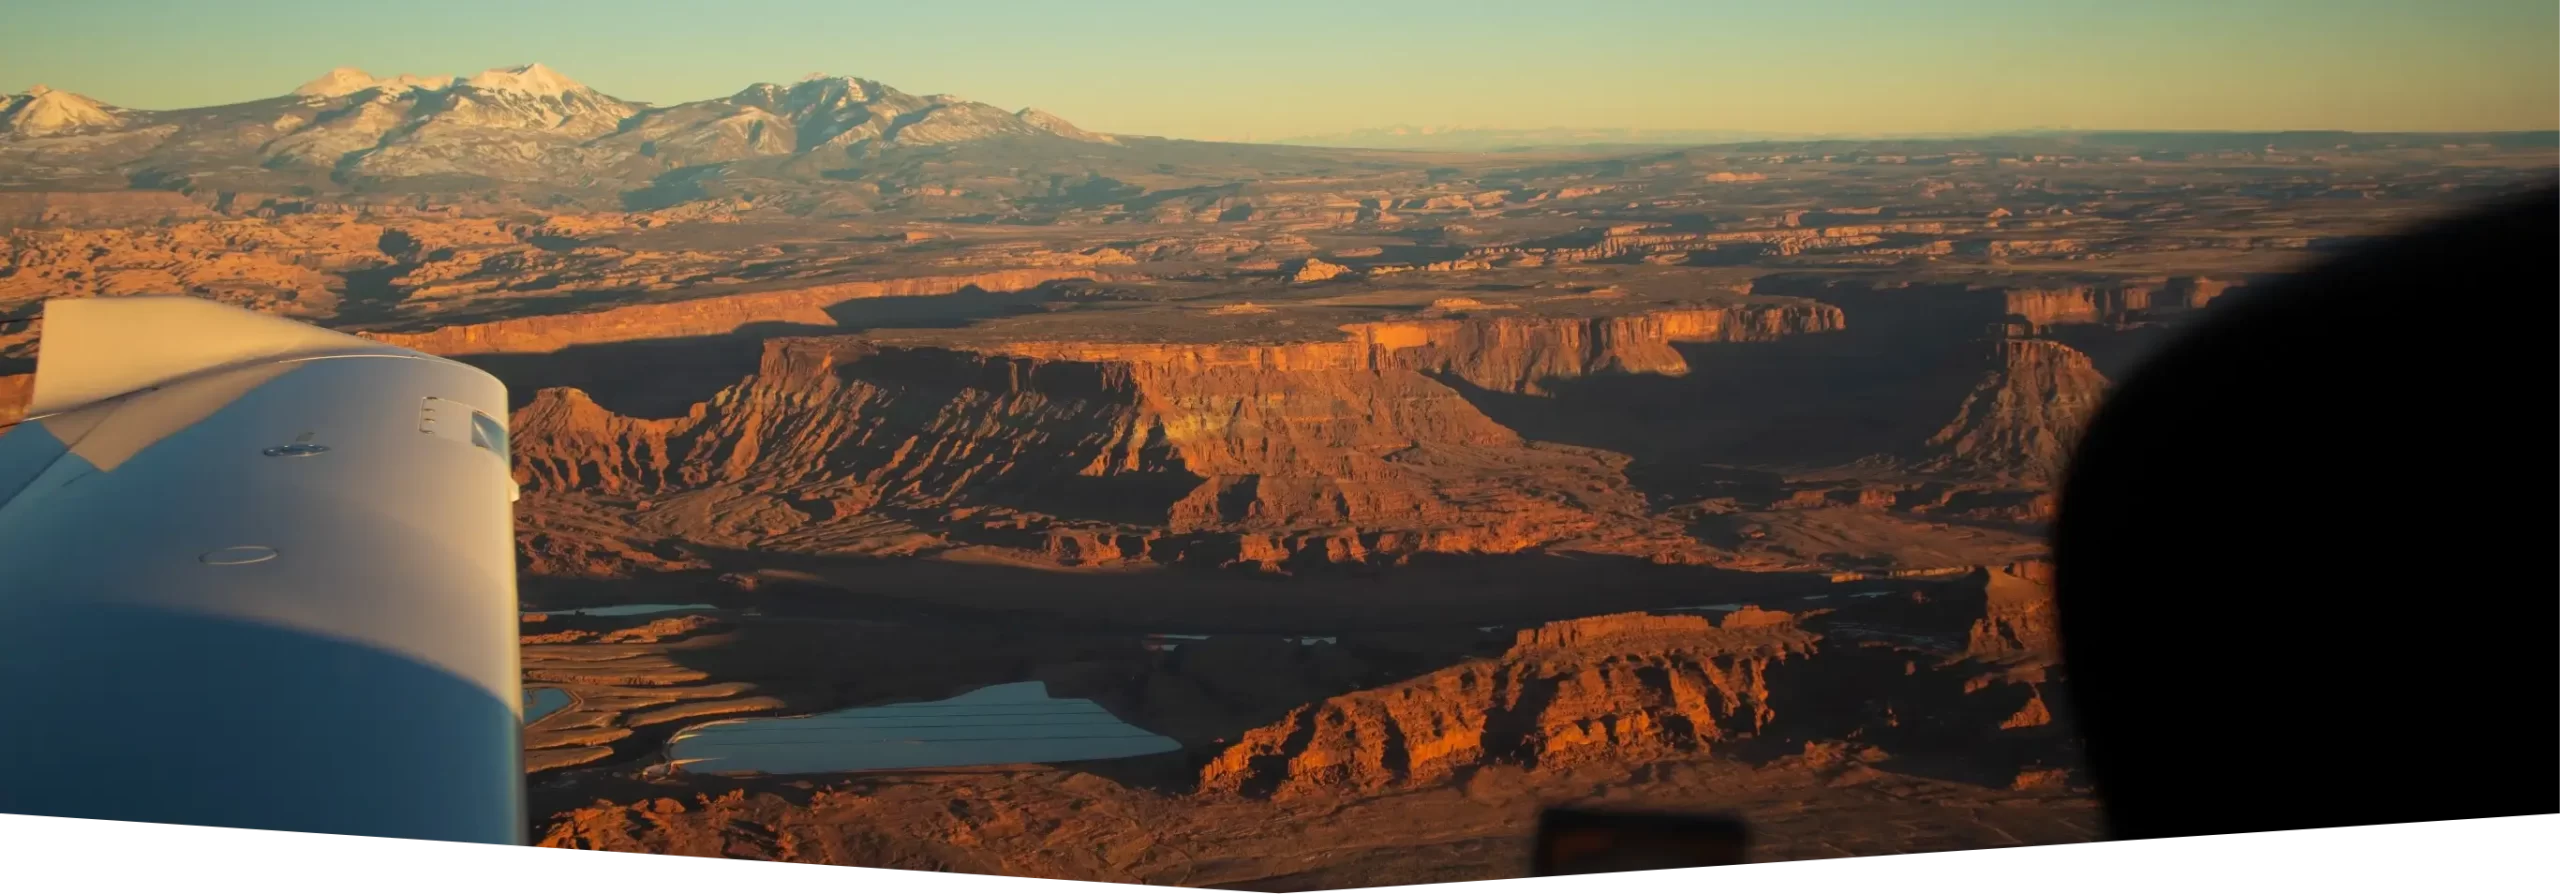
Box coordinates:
[1968,560,2061,659]
[1171,561,2085,793]
[1196,611,1819,798]
[1348,303,1843,395]
[507,304,1841,572]
[1921,339,2109,484]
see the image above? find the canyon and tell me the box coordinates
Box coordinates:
[4,73,2551,885]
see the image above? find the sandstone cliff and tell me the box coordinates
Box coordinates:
[1999,278,2239,327]
[515,339,1167,504]
[1967,560,2061,659]
[1184,569,2085,802]
[508,305,1840,571]
[1196,611,1819,798]
[511,333,1659,570]
[1920,339,2109,485]
[1346,303,1843,396]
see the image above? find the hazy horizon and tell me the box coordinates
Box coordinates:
[5,0,2554,142]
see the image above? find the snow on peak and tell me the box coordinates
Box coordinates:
[462,63,587,97]
[295,67,380,98]
[4,85,121,135]
[785,75,873,104]
[296,67,457,98]
[1016,107,1117,144]
[384,73,457,92]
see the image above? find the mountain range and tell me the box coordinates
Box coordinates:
[12,67,2551,215]
[0,64,1141,198]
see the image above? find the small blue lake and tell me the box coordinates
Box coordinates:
[664,681,1180,776]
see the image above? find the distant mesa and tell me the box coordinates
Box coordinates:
[1423,297,1514,315]
[1290,257,1354,283]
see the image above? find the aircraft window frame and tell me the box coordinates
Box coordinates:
[467,410,508,463]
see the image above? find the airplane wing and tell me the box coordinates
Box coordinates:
[0,296,526,845]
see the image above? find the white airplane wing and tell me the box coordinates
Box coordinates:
[0,296,525,844]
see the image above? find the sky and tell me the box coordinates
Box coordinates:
[4,0,2553,141]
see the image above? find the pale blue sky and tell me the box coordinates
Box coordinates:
[5,0,2553,140]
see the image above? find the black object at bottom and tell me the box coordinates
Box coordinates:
[1532,807,1750,876]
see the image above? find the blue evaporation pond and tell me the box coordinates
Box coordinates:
[663,681,1180,775]
[523,688,571,724]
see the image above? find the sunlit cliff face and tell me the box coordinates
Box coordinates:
[497,303,1869,575]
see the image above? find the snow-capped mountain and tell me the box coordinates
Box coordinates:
[600,74,1117,167]
[0,85,127,137]
[0,65,1124,188]
[346,64,642,179]
[292,67,456,99]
